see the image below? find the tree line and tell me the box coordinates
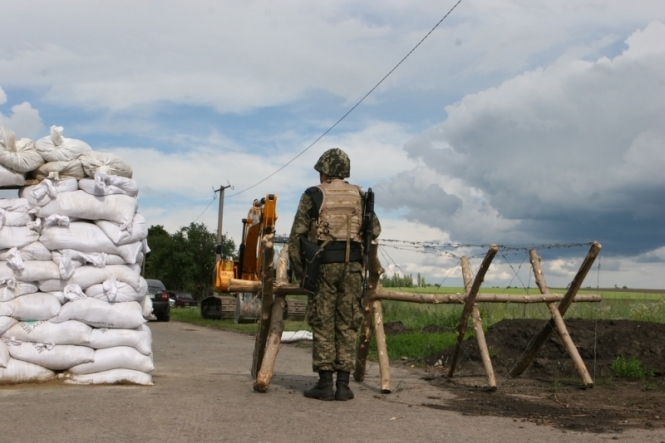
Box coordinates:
[143,223,236,300]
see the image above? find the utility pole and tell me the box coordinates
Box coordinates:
[215,183,233,262]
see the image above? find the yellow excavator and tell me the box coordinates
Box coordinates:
[201,194,305,322]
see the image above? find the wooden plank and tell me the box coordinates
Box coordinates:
[253,295,286,392]
[375,291,601,304]
[251,234,275,378]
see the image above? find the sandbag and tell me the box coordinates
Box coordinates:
[0,260,60,282]
[0,198,32,227]
[0,163,25,187]
[0,242,52,262]
[0,358,55,384]
[0,316,18,335]
[85,277,147,303]
[0,338,8,367]
[79,151,133,178]
[0,226,39,249]
[2,320,92,346]
[0,127,44,173]
[88,324,152,355]
[53,250,107,268]
[50,298,145,329]
[96,213,147,246]
[20,178,79,207]
[65,368,152,386]
[34,125,92,162]
[68,346,154,374]
[0,293,61,320]
[4,339,94,370]
[39,265,142,292]
[140,296,153,319]
[0,278,39,302]
[40,222,122,257]
[35,190,138,225]
[79,171,138,197]
[29,159,86,181]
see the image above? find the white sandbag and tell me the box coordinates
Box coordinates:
[0,242,52,262]
[51,250,81,280]
[0,260,60,282]
[0,358,55,384]
[40,222,120,256]
[86,277,147,303]
[69,346,153,375]
[0,316,18,335]
[79,151,133,178]
[96,213,147,246]
[116,241,144,264]
[0,339,7,368]
[0,163,25,187]
[69,265,141,291]
[30,159,86,181]
[2,320,91,346]
[20,178,79,207]
[0,226,39,249]
[79,171,139,197]
[281,330,313,343]
[0,278,38,302]
[50,298,145,329]
[0,127,44,173]
[65,368,152,385]
[0,198,33,227]
[140,296,153,319]
[4,339,94,370]
[48,291,67,304]
[88,324,152,355]
[36,191,138,225]
[53,249,106,268]
[0,293,61,320]
[34,125,92,162]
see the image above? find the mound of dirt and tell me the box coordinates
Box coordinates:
[420,319,665,433]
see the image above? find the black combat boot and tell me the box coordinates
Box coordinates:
[335,371,354,401]
[304,370,335,401]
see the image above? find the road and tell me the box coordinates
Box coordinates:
[1,321,663,443]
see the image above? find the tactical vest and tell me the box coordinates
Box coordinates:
[315,179,363,244]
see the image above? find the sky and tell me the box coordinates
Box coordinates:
[1,0,664,290]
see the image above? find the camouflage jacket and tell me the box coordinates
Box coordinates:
[288,183,381,276]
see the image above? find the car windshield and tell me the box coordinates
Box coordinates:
[148,286,163,294]
[179,293,193,299]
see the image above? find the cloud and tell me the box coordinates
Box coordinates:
[383,21,665,257]
[0,100,43,139]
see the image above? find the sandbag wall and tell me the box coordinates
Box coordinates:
[0,125,154,386]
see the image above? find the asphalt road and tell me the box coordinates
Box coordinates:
[1,321,663,443]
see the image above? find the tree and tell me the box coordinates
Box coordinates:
[144,223,236,300]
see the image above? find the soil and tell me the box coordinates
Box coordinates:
[411,319,665,434]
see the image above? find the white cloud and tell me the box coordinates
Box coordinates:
[0,87,6,105]
[0,101,43,139]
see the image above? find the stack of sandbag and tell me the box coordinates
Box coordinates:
[0,125,154,386]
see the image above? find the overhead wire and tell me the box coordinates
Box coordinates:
[224,0,465,200]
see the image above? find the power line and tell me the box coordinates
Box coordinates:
[226,0,465,199]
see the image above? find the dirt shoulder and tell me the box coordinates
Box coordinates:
[0,321,663,443]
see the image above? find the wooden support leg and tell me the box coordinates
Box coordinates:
[373,299,391,393]
[354,243,383,383]
[449,245,498,378]
[251,234,275,379]
[510,246,600,383]
[546,302,594,387]
[254,295,286,392]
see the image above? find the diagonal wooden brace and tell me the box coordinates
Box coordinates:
[448,244,498,378]
[509,242,601,381]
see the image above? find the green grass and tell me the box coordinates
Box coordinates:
[610,356,653,379]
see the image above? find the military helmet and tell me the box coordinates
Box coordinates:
[314,148,350,179]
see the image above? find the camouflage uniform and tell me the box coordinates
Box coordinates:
[288,148,381,374]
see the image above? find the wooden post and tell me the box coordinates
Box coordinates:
[510,242,602,378]
[461,256,496,390]
[251,234,275,378]
[253,245,290,392]
[373,299,391,393]
[448,244,498,378]
[525,249,593,387]
[374,291,601,304]
[354,242,383,382]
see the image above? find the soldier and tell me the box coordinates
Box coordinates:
[288,148,381,401]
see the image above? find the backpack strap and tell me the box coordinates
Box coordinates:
[305,186,323,221]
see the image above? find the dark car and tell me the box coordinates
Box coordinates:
[146,278,170,322]
[169,291,198,308]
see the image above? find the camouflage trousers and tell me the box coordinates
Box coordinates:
[307,261,363,373]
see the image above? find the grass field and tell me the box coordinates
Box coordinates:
[171,287,665,363]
